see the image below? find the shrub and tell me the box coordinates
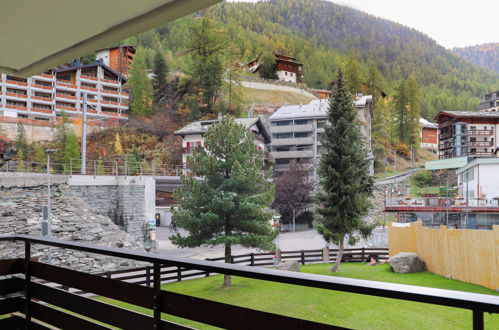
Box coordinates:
[410,170,434,188]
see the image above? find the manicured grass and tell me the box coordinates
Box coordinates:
[98,263,498,329]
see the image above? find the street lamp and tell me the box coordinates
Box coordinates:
[44,148,57,264]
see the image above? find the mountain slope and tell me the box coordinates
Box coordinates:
[125,0,499,118]
[452,43,499,74]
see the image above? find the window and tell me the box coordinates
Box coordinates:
[57,74,71,82]
[469,126,476,131]
[273,133,292,139]
[34,117,49,121]
[56,101,75,107]
[18,114,28,118]
[294,119,309,125]
[6,76,27,83]
[34,92,51,98]
[274,120,293,126]
[275,159,291,165]
[34,80,51,86]
[81,83,96,89]
[7,100,26,107]
[469,137,476,142]
[33,103,51,110]
[317,119,326,128]
[103,86,118,92]
[57,90,75,96]
[294,132,309,138]
[6,88,26,95]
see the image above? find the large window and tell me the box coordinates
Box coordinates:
[294,119,309,125]
[273,133,292,139]
[294,132,310,138]
[273,120,293,126]
[317,119,326,128]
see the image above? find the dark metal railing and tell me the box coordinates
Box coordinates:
[0,235,497,329]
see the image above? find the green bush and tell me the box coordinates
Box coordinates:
[410,170,434,188]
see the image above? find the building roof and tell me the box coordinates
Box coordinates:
[456,157,499,174]
[54,59,127,82]
[174,117,271,143]
[435,110,499,121]
[420,118,438,129]
[425,157,469,170]
[96,45,136,53]
[0,0,221,77]
[269,95,373,121]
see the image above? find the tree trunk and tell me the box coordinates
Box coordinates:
[223,242,232,287]
[329,237,344,273]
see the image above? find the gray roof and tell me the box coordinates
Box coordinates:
[420,118,438,129]
[269,95,372,121]
[174,117,271,143]
[436,110,499,120]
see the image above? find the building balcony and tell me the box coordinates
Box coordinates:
[55,105,77,112]
[270,123,314,134]
[4,92,27,99]
[31,107,53,114]
[0,234,493,329]
[467,129,493,136]
[270,149,314,159]
[5,80,28,88]
[101,89,120,96]
[468,141,493,147]
[55,94,77,101]
[31,84,53,91]
[469,152,491,157]
[271,136,314,146]
[55,81,77,90]
[5,104,28,111]
[100,78,120,86]
[37,74,54,80]
[81,86,98,93]
[80,74,98,82]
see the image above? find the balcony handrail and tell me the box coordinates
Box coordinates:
[0,234,497,313]
[0,234,497,328]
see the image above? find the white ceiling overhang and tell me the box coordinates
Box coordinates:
[0,0,221,77]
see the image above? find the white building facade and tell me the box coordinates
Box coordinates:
[457,158,499,200]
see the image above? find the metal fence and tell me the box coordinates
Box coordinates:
[1,160,183,176]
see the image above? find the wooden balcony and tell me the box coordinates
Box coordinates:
[0,235,496,329]
[5,104,28,111]
[4,92,27,98]
[5,80,28,87]
[80,74,98,81]
[32,108,53,114]
[31,84,53,90]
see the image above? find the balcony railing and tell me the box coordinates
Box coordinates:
[467,129,493,136]
[385,197,499,209]
[468,141,493,147]
[0,235,496,329]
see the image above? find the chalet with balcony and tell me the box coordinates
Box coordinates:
[476,90,499,112]
[96,45,136,77]
[0,59,130,124]
[174,117,271,176]
[435,111,499,159]
[245,52,304,84]
[420,118,438,152]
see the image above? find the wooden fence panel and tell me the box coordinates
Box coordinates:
[388,221,498,290]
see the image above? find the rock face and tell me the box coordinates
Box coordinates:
[276,260,301,272]
[389,252,426,273]
[0,184,146,273]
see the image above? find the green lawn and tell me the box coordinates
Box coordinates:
[98,263,498,329]
[411,186,441,196]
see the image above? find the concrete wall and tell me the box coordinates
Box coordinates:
[0,120,57,143]
[68,175,155,246]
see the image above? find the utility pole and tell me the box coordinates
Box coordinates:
[81,92,87,175]
[44,148,57,264]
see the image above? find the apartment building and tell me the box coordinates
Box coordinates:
[268,95,373,174]
[435,111,499,159]
[0,59,129,123]
[476,90,499,112]
[174,117,271,176]
[96,45,136,77]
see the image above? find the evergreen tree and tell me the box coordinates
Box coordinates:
[15,123,27,158]
[63,131,80,172]
[315,70,375,272]
[153,50,169,97]
[187,17,227,114]
[171,117,276,287]
[55,111,72,164]
[33,143,47,171]
[223,45,243,112]
[406,74,421,151]
[393,80,409,144]
[189,96,201,121]
[128,48,154,116]
[258,52,277,80]
[344,57,364,94]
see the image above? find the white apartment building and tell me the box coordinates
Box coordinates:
[269,95,373,174]
[0,60,129,123]
[174,117,271,176]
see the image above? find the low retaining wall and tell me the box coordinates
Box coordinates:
[388,221,498,290]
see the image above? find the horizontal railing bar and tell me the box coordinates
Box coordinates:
[0,277,25,295]
[0,297,24,315]
[1,235,497,314]
[160,290,340,330]
[30,282,189,330]
[30,261,154,309]
[0,258,24,275]
[29,300,111,330]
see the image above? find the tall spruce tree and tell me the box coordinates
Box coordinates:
[128,48,154,116]
[394,80,409,144]
[15,123,27,158]
[315,70,375,272]
[406,74,421,151]
[153,50,169,97]
[171,117,276,287]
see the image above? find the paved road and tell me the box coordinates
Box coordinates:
[374,169,417,186]
[154,227,387,259]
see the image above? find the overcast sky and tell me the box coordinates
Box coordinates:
[228,0,498,49]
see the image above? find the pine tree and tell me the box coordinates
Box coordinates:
[33,143,47,171]
[315,70,375,273]
[15,123,28,159]
[393,80,409,144]
[128,48,154,116]
[344,57,364,94]
[171,117,276,287]
[406,74,421,151]
[189,96,201,121]
[222,45,243,112]
[55,111,72,165]
[153,50,169,97]
[259,52,278,80]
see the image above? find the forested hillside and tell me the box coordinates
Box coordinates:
[121,0,498,119]
[452,43,499,74]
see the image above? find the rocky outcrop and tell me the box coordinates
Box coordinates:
[276,260,301,272]
[0,184,146,273]
[389,252,426,273]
